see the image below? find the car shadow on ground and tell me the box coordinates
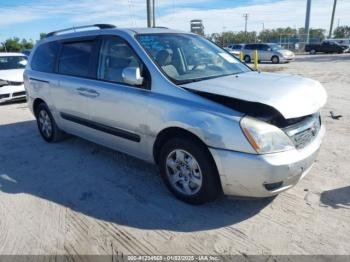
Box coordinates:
[320,186,350,209]
[0,120,274,232]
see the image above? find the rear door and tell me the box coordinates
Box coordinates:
[51,38,99,133]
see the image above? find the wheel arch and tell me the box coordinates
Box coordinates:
[33,98,46,117]
[153,127,210,165]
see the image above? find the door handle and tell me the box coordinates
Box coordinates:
[76,87,99,98]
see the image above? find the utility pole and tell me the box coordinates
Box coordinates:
[146,0,155,27]
[243,13,249,35]
[304,0,311,44]
[329,0,337,39]
[152,0,155,27]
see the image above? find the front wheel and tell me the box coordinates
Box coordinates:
[310,49,316,55]
[244,55,251,63]
[36,103,64,142]
[159,137,221,204]
[271,56,280,64]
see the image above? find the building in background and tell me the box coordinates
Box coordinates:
[190,19,205,35]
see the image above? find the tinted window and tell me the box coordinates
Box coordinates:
[245,44,257,50]
[58,41,94,77]
[31,42,59,73]
[260,44,270,51]
[97,37,143,85]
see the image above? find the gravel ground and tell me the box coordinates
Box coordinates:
[0,54,349,256]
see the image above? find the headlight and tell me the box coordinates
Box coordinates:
[0,79,9,87]
[240,116,294,154]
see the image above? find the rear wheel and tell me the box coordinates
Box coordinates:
[310,49,316,55]
[36,103,64,142]
[271,55,280,64]
[159,137,221,204]
[244,55,251,63]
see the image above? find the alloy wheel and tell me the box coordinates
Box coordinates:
[38,109,52,138]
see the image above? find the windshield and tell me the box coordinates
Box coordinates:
[136,34,250,84]
[269,44,283,51]
[0,56,27,70]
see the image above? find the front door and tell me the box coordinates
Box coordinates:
[86,36,152,160]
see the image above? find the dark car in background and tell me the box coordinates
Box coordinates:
[305,41,347,54]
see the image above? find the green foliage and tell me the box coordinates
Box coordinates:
[333,26,350,38]
[0,37,34,52]
[208,27,327,46]
[40,33,47,40]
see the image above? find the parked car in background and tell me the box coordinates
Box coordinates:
[226,44,244,56]
[0,52,27,103]
[25,25,326,204]
[325,39,350,52]
[305,41,348,54]
[242,43,295,64]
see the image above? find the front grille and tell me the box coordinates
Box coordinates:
[8,81,23,86]
[283,113,321,150]
[13,91,26,97]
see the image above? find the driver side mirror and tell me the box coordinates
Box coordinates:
[122,67,144,86]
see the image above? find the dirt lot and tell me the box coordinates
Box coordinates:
[0,54,349,256]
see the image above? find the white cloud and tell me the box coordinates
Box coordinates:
[0,0,349,38]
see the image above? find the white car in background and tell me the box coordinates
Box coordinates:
[0,52,27,103]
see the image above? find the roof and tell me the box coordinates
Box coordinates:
[0,52,26,57]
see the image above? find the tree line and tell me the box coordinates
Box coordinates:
[0,26,349,52]
[208,26,350,46]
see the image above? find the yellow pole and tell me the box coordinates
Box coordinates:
[239,51,243,62]
[253,50,259,70]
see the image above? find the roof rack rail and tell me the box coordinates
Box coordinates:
[46,24,116,37]
[152,26,168,29]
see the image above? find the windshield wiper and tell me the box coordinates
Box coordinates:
[177,72,244,85]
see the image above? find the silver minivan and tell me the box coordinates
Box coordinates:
[24,25,327,204]
[243,43,295,64]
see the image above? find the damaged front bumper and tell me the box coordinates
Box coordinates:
[209,125,325,197]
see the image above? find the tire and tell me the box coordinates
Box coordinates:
[244,55,251,63]
[310,49,316,55]
[271,55,280,64]
[35,103,64,143]
[159,137,221,204]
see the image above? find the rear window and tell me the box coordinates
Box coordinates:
[58,41,95,78]
[31,42,59,73]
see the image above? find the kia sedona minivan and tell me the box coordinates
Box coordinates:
[242,43,295,64]
[24,24,327,204]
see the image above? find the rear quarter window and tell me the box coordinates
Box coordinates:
[58,41,95,78]
[31,41,59,73]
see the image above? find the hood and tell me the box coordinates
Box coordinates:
[0,69,24,82]
[278,49,294,56]
[182,71,327,119]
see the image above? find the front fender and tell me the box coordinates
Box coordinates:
[157,110,256,154]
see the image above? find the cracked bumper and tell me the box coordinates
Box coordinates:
[209,125,325,197]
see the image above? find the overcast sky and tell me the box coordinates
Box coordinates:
[0,0,349,41]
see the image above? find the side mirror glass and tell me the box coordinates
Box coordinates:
[122,67,144,86]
